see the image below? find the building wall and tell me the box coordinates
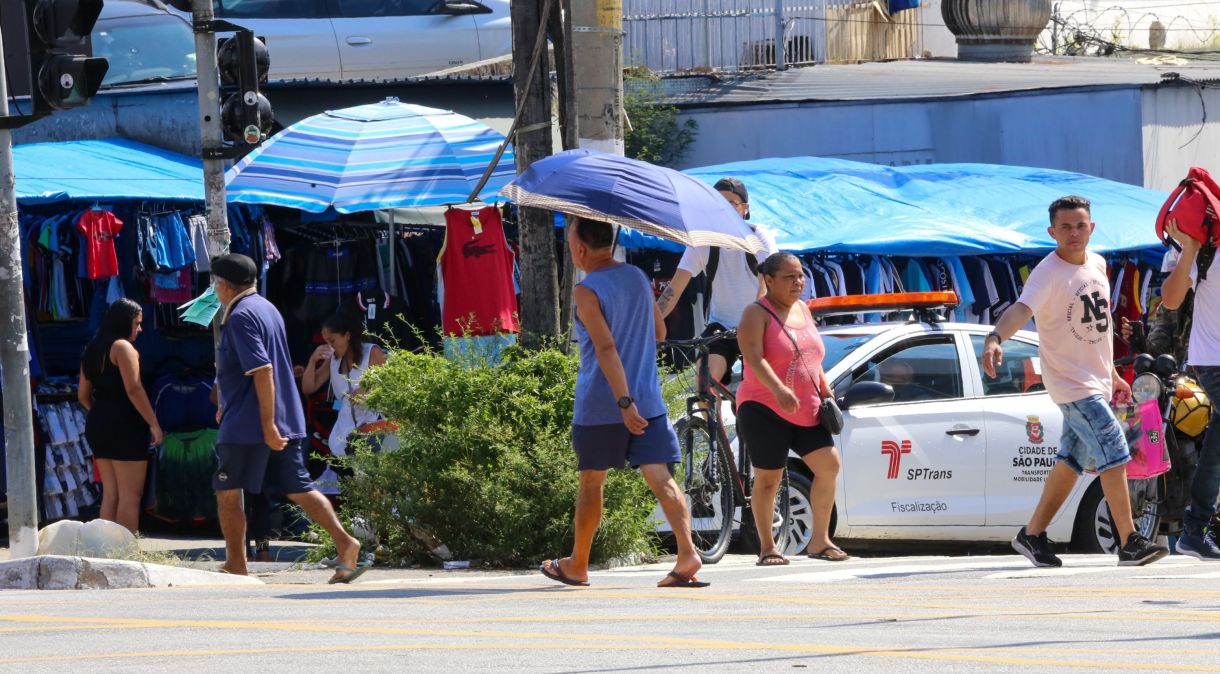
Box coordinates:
[1141,85,1220,191]
[675,88,1146,185]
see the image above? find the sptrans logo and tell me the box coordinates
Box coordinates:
[882,440,911,479]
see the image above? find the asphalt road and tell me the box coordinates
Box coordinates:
[4,552,1220,673]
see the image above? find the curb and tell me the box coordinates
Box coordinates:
[0,555,265,590]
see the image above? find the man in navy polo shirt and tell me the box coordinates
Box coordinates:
[211,254,366,582]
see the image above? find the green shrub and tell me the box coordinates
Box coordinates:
[331,344,659,567]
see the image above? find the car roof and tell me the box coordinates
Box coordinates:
[818,320,1036,340]
[99,0,174,20]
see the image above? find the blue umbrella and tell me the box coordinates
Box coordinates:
[501,149,765,254]
[226,98,514,213]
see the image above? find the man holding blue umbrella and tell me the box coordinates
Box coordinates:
[540,217,708,589]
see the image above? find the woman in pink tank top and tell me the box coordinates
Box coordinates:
[737,253,848,565]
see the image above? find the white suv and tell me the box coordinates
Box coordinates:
[183,0,511,82]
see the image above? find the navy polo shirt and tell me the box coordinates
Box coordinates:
[217,290,306,444]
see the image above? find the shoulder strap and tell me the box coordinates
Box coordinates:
[753,300,800,352]
[702,247,721,322]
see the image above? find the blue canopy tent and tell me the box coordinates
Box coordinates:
[616,157,1170,260]
[13,138,205,204]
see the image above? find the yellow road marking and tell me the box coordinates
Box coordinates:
[3,614,1220,671]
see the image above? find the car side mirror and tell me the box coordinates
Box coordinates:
[436,0,491,15]
[841,381,895,410]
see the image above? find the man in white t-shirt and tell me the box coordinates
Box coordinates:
[982,195,1168,568]
[1160,218,1220,559]
[657,178,777,386]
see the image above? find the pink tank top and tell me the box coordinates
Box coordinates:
[738,298,825,427]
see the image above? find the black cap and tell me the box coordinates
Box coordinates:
[713,177,748,204]
[212,253,258,286]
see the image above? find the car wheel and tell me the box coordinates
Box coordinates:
[1072,480,1161,554]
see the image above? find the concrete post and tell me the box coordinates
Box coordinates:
[572,1,624,154]
[0,24,40,559]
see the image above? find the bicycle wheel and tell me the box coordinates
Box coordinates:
[742,467,792,554]
[676,416,734,564]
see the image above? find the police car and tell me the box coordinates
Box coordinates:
[776,293,1143,556]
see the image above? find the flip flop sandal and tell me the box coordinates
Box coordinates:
[658,571,711,588]
[807,546,850,562]
[756,553,790,566]
[539,559,590,587]
[328,561,371,585]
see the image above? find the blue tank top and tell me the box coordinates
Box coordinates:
[574,263,666,425]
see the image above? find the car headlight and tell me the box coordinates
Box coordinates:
[1132,373,1164,403]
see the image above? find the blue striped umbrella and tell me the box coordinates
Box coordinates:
[225,98,514,213]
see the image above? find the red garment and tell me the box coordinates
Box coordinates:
[1114,261,1143,360]
[440,206,518,336]
[76,210,123,279]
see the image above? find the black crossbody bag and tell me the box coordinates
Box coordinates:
[752,301,843,434]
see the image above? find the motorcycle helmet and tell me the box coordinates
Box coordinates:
[1171,378,1212,438]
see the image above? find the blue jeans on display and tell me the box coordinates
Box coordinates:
[1186,366,1220,533]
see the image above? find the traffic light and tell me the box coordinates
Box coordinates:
[24,0,108,112]
[217,30,273,145]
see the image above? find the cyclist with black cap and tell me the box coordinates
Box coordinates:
[657,177,777,387]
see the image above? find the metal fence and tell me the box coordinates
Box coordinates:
[623,0,925,74]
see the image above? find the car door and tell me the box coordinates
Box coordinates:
[216,0,342,82]
[330,0,482,80]
[967,334,1065,526]
[471,0,511,61]
[836,332,987,527]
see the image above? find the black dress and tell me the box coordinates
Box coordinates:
[85,355,151,461]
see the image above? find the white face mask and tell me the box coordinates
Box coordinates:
[1162,248,1181,273]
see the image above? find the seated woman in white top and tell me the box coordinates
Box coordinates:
[301,311,388,456]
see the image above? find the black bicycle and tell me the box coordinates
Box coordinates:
[660,330,790,564]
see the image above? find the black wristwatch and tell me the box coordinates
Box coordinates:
[985,331,1003,344]
[617,396,635,409]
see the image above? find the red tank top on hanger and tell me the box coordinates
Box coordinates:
[440,206,519,336]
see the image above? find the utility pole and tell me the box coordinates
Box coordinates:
[0,25,39,558]
[511,0,559,348]
[571,0,624,154]
[191,0,231,261]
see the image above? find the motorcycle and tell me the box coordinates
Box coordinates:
[1123,353,1213,541]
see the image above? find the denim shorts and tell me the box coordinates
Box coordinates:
[1056,394,1131,475]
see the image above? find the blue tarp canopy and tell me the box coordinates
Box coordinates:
[13,138,204,204]
[678,157,1169,257]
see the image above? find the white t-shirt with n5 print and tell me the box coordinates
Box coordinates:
[1017,251,1114,405]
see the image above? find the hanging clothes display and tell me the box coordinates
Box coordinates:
[439,206,519,337]
[76,209,123,280]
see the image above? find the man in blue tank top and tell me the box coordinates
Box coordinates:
[540,218,709,589]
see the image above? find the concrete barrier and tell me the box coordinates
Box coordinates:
[0,556,264,590]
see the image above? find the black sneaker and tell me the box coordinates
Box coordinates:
[1012,526,1062,567]
[1176,529,1220,561]
[1118,533,1169,566]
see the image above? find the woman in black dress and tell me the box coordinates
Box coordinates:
[78,299,163,534]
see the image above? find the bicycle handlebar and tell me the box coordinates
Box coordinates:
[658,330,738,351]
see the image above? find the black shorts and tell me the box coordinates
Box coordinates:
[213,438,315,495]
[702,322,740,386]
[571,415,681,471]
[737,401,834,471]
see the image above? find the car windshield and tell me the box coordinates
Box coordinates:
[94,15,197,86]
[822,333,874,371]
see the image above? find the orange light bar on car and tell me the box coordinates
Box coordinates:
[807,291,960,316]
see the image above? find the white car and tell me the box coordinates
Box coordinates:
[782,314,1138,556]
[186,0,511,82]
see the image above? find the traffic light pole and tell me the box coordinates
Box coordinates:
[0,25,40,558]
[192,0,231,261]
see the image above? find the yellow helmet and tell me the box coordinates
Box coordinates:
[1171,378,1212,438]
